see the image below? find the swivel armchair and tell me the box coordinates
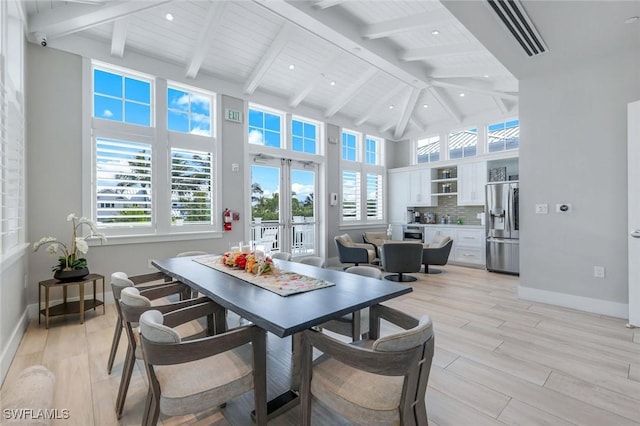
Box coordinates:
[423,235,453,274]
[334,234,376,267]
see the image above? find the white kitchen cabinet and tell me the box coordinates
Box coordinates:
[388,171,409,223]
[458,161,487,206]
[425,226,485,267]
[408,169,434,207]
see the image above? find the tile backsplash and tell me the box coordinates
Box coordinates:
[414,195,484,225]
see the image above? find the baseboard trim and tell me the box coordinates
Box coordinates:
[518,286,628,319]
[0,308,30,385]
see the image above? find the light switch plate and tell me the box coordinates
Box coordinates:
[535,204,548,214]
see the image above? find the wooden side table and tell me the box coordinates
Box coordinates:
[38,273,105,329]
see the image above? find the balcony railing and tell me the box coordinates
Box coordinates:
[250,220,316,257]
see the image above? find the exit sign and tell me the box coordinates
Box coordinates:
[225,108,242,123]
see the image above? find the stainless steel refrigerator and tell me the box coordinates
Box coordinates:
[486,182,519,274]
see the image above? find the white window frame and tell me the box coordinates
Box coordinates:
[248,103,285,150]
[291,115,321,155]
[82,60,221,243]
[167,82,215,137]
[340,130,385,226]
[487,118,520,153]
[448,127,478,160]
[0,9,26,261]
[416,135,441,164]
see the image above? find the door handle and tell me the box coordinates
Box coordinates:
[631,230,640,238]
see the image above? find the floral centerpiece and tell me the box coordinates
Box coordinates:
[33,213,106,280]
[221,251,275,276]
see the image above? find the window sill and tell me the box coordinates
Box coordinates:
[88,231,223,247]
[1,243,30,272]
[339,223,388,231]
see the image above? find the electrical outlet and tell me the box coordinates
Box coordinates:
[535,204,548,214]
[594,266,605,278]
[148,259,155,269]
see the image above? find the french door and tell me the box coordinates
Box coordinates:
[250,157,318,257]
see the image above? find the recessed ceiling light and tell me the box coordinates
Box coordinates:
[624,16,639,24]
[431,30,440,35]
[389,105,395,109]
[289,64,295,70]
[483,75,490,78]
[165,13,174,21]
[459,93,465,97]
[423,104,429,108]
[330,81,336,86]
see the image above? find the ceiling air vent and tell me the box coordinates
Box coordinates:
[486,0,548,56]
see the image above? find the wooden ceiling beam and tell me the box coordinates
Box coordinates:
[400,42,485,62]
[428,86,462,124]
[288,53,339,108]
[186,1,228,79]
[243,23,294,95]
[28,0,171,39]
[394,87,421,140]
[110,17,128,58]
[354,82,405,126]
[324,68,377,118]
[361,10,454,40]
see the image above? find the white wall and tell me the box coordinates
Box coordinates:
[519,50,640,316]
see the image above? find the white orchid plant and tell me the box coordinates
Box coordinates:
[33,213,107,272]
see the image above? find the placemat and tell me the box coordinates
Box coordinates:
[192,255,335,297]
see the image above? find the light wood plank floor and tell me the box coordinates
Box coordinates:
[3,265,640,425]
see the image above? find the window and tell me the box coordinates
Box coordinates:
[417,135,440,164]
[365,136,381,165]
[248,106,282,148]
[93,67,151,126]
[366,173,383,220]
[291,117,317,154]
[89,62,218,238]
[0,81,25,253]
[167,87,212,136]
[95,138,152,226]
[488,119,519,152]
[340,130,385,224]
[342,170,361,221]
[448,128,477,159]
[342,131,358,161]
[171,149,213,224]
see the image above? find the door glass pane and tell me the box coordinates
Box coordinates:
[291,169,315,256]
[251,165,280,252]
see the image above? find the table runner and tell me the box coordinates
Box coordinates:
[192,255,335,297]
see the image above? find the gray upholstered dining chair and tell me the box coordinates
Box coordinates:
[299,304,434,426]
[297,256,326,268]
[139,303,267,425]
[270,251,292,261]
[107,271,186,374]
[318,265,382,341]
[115,286,210,419]
[381,242,423,282]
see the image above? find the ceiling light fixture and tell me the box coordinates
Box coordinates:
[289,64,295,70]
[165,13,174,21]
[389,105,395,109]
[459,93,465,97]
[624,16,639,24]
[483,75,490,78]
[423,104,429,108]
[431,30,440,35]
[330,81,336,86]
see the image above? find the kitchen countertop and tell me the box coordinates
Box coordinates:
[403,223,484,229]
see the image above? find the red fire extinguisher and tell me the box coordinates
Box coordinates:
[223,208,232,231]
